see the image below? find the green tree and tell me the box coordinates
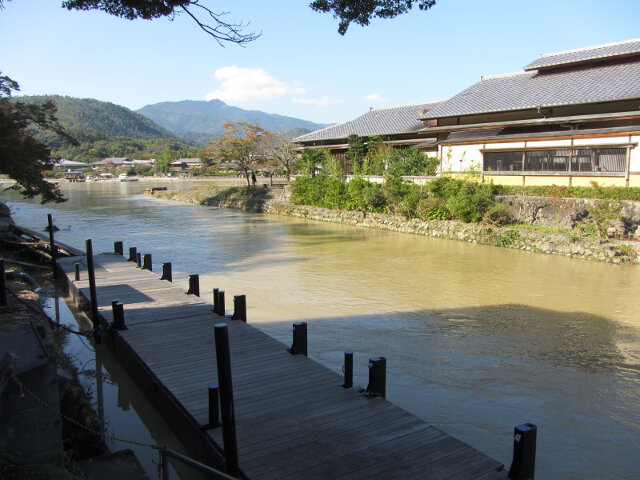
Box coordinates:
[207,122,266,186]
[0,74,77,203]
[154,146,176,174]
[345,134,366,174]
[297,149,327,178]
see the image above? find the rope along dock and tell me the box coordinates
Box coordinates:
[58,251,506,479]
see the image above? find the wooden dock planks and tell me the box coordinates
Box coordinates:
[58,253,504,479]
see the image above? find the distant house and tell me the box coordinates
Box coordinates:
[132,158,155,166]
[293,101,444,173]
[419,38,640,187]
[55,159,90,172]
[92,157,129,169]
[169,158,204,171]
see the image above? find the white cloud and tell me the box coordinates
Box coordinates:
[363,93,386,103]
[292,96,346,107]
[205,66,306,103]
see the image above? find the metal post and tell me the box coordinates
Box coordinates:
[187,274,200,296]
[142,254,152,271]
[161,262,172,282]
[47,214,57,278]
[365,357,386,398]
[128,247,137,262]
[0,260,6,307]
[232,295,246,322]
[74,262,80,281]
[214,323,239,476]
[288,322,307,356]
[112,300,125,330]
[161,450,169,480]
[85,239,100,333]
[343,351,353,388]
[114,241,123,256]
[508,423,537,480]
[208,384,221,428]
[216,290,225,316]
[136,252,142,268]
[213,288,219,312]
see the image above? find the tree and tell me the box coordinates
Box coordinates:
[310,0,436,35]
[0,74,77,203]
[260,130,297,182]
[297,149,327,178]
[207,122,266,186]
[345,134,366,174]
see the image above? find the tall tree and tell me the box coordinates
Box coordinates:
[260,130,297,182]
[297,149,327,178]
[207,122,266,186]
[0,74,77,203]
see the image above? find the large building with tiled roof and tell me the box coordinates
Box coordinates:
[293,101,443,172]
[420,38,640,187]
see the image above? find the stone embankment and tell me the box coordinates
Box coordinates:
[149,185,640,264]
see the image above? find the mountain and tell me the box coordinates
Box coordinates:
[15,96,195,162]
[136,99,329,145]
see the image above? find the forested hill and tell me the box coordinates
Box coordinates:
[15,95,195,162]
[137,99,328,145]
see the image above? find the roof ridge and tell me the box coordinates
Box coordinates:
[537,37,640,59]
[368,99,446,111]
[481,71,529,81]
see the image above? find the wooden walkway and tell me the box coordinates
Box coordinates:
[58,253,504,480]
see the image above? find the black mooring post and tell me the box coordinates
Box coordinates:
[0,259,6,307]
[47,214,58,278]
[74,262,80,281]
[288,322,307,356]
[343,351,353,388]
[365,356,386,398]
[187,274,200,296]
[128,247,137,262]
[508,423,537,480]
[111,300,126,331]
[213,288,219,313]
[161,262,172,282]
[142,254,152,271]
[136,252,142,268]
[114,241,123,256]
[207,384,221,428]
[213,323,239,476]
[232,295,246,322]
[85,239,100,340]
[216,290,226,316]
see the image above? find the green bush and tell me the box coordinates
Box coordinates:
[483,203,515,226]
[363,183,386,212]
[494,183,640,201]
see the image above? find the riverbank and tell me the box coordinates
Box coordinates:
[149,185,640,264]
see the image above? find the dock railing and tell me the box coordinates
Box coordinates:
[160,448,238,480]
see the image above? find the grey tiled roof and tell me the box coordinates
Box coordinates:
[422,61,640,120]
[524,38,640,71]
[294,101,443,143]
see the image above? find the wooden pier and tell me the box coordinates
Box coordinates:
[57,252,506,479]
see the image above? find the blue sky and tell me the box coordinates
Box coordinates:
[1,0,639,125]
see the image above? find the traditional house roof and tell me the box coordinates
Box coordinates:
[294,101,444,143]
[421,38,640,121]
[93,157,129,166]
[524,38,640,71]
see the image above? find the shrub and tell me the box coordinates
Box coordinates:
[363,183,386,211]
[483,203,515,226]
[416,197,449,220]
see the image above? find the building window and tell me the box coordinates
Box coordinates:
[483,147,627,173]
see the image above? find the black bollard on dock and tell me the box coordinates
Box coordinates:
[232,295,246,322]
[343,351,353,388]
[114,241,123,256]
[47,214,58,278]
[142,254,152,271]
[0,260,6,307]
[128,247,137,262]
[365,356,386,398]
[187,274,200,296]
[161,262,172,282]
[85,239,100,339]
[216,290,226,316]
[213,323,239,476]
[287,322,307,356]
[508,423,537,480]
[111,300,126,331]
[213,288,219,313]
[74,262,81,281]
[207,384,221,428]
[136,253,142,268]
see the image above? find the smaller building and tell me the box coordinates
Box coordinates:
[91,157,129,170]
[169,158,204,171]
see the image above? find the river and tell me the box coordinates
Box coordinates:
[3,180,640,479]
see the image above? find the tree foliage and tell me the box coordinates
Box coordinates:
[310,0,436,34]
[0,74,77,203]
[207,122,266,186]
[296,149,328,178]
[259,130,297,181]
